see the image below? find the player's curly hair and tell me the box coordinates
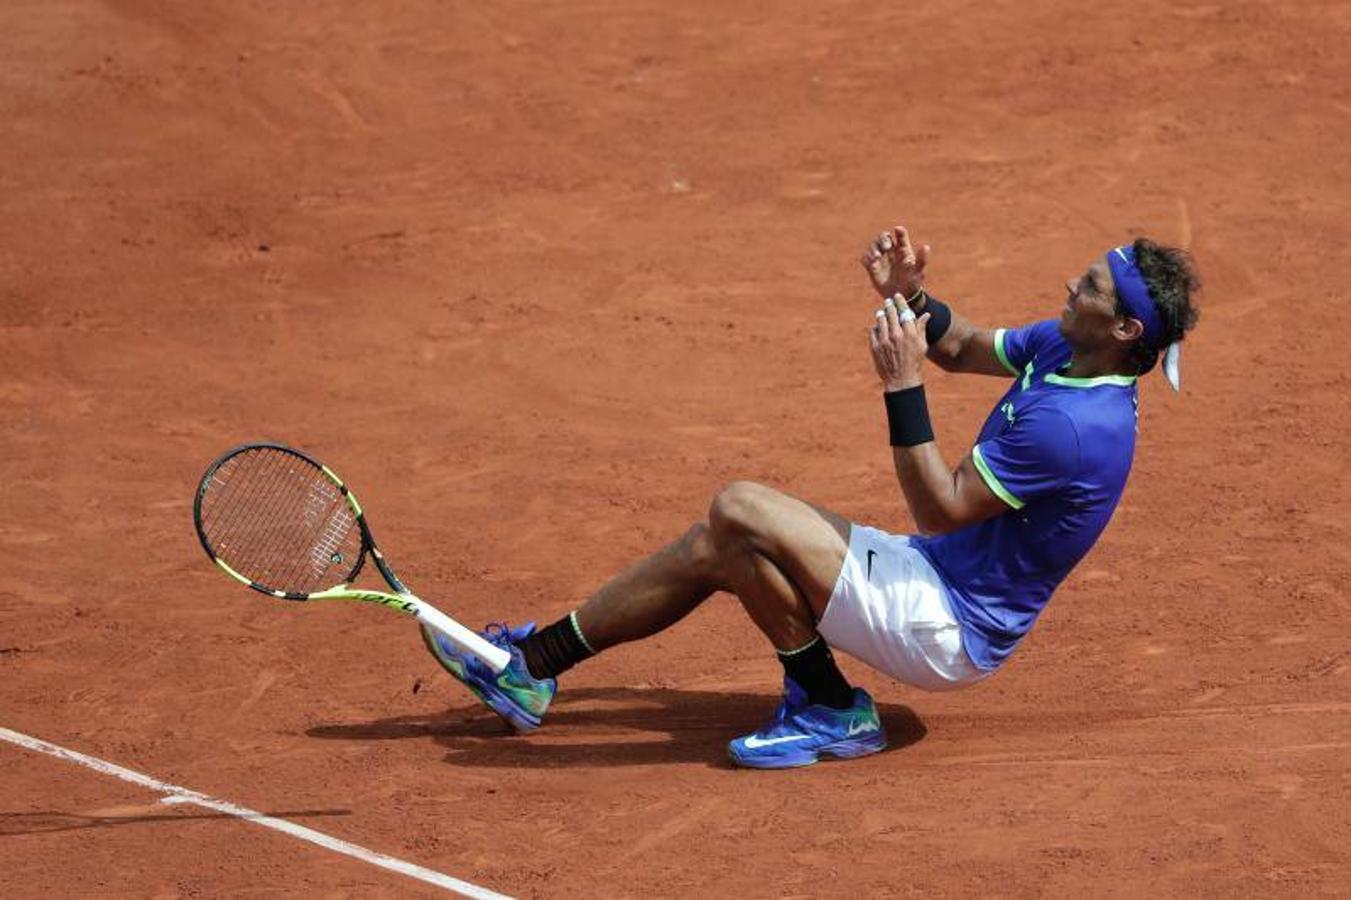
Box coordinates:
[1124,238,1201,373]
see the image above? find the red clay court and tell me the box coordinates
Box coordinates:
[2,0,1349,896]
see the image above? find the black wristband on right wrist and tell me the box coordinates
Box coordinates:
[884,385,935,447]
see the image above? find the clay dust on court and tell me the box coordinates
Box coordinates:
[2,1,1349,896]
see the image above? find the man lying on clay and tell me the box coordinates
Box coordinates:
[421,223,1201,769]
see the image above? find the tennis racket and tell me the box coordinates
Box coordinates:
[193,442,509,673]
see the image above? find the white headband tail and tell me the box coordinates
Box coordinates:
[1162,342,1182,392]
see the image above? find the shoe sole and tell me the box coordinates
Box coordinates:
[728,735,888,770]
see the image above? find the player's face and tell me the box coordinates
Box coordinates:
[1058,260,1121,347]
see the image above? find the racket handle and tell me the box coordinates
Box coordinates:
[413,600,511,674]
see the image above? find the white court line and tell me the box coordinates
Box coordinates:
[0,726,509,899]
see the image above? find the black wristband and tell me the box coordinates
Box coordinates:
[919,293,953,345]
[884,385,935,447]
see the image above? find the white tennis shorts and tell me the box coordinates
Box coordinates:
[817,523,990,692]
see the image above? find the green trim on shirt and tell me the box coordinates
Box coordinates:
[1044,372,1138,388]
[972,444,1026,510]
[993,329,1019,375]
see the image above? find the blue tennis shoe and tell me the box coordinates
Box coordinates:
[728,677,887,769]
[421,621,556,733]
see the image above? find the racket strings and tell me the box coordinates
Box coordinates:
[251,453,359,590]
[210,452,287,544]
[201,450,297,580]
[199,447,363,594]
[211,446,299,540]
[210,451,357,591]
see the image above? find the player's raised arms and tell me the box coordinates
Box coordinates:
[860,225,1015,378]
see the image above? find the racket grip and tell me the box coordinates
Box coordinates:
[415,602,511,674]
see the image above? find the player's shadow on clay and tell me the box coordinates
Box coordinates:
[306,686,927,768]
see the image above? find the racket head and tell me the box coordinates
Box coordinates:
[194,442,371,599]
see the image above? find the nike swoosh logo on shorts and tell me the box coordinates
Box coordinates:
[866,549,877,581]
[742,733,814,749]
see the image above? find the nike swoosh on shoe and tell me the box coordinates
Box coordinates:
[742,733,814,749]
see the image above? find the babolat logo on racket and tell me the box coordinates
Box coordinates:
[345,590,420,612]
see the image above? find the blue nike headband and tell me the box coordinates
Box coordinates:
[1106,245,1163,350]
[1105,244,1181,390]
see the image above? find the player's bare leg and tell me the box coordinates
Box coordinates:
[572,481,850,653]
[701,480,851,650]
[566,522,726,649]
[647,481,881,767]
[509,481,866,727]
[426,480,850,686]
[422,480,884,764]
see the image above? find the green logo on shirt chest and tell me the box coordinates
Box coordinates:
[1000,401,1016,425]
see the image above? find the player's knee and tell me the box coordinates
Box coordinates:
[680,521,720,572]
[709,480,771,538]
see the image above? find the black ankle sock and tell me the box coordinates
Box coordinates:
[517,612,595,680]
[778,637,854,709]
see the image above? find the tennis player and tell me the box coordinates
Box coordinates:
[423,224,1200,768]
